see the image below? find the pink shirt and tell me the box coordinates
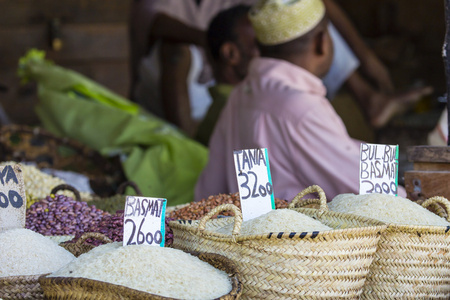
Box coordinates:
[195,57,363,202]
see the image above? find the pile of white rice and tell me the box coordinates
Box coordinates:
[215,209,332,235]
[49,243,232,299]
[328,193,450,226]
[0,228,75,277]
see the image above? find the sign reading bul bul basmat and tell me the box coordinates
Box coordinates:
[359,143,399,196]
[234,148,275,221]
[123,196,166,247]
[0,164,26,232]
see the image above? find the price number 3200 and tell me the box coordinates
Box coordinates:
[238,171,273,200]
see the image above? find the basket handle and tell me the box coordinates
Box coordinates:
[116,181,142,196]
[421,196,450,221]
[197,204,243,236]
[288,185,329,210]
[50,184,81,202]
[74,232,112,245]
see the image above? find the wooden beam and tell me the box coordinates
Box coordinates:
[407,146,450,163]
[444,0,450,145]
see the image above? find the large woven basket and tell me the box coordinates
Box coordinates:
[0,124,125,196]
[39,252,242,300]
[294,192,450,299]
[170,185,386,299]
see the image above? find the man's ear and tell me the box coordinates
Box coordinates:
[314,31,325,55]
[220,42,241,65]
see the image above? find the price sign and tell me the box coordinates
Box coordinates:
[359,143,399,196]
[123,196,166,247]
[234,148,275,221]
[0,164,26,232]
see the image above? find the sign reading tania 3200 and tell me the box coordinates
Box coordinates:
[0,164,27,231]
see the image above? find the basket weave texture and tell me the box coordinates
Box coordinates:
[0,274,45,300]
[295,192,450,299]
[39,252,242,300]
[170,185,386,299]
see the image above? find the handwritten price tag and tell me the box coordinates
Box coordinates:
[234,148,275,221]
[123,196,166,247]
[359,143,399,196]
[0,164,26,232]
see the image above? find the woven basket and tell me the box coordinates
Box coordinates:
[0,274,46,300]
[0,124,125,197]
[39,252,242,300]
[170,185,386,299]
[60,232,113,257]
[88,181,142,213]
[294,192,450,299]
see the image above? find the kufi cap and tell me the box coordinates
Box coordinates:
[249,0,326,45]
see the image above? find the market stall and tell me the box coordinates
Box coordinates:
[1,0,450,299]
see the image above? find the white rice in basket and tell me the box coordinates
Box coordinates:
[215,209,332,235]
[328,193,450,226]
[49,242,232,299]
[0,228,75,277]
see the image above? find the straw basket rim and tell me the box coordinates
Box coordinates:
[39,251,242,300]
[169,204,387,243]
[291,187,450,234]
[290,189,450,299]
[0,273,48,299]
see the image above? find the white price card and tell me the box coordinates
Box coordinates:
[359,143,399,196]
[0,164,26,232]
[234,148,275,221]
[123,196,166,247]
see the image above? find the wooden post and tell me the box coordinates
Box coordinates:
[445,0,450,145]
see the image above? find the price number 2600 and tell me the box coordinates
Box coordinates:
[125,218,162,246]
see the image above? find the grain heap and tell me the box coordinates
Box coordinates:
[49,243,232,299]
[0,228,75,277]
[216,209,332,236]
[0,161,92,207]
[328,193,450,226]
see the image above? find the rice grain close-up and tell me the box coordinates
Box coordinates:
[48,242,232,299]
[0,228,76,277]
[328,193,450,226]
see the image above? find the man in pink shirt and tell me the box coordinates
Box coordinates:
[195,0,363,202]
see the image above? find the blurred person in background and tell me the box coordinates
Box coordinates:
[128,0,254,136]
[129,0,432,139]
[322,0,432,128]
[195,5,259,146]
[195,0,408,201]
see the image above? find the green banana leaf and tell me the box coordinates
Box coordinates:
[17,49,208,206]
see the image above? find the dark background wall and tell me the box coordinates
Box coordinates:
[0,0,131,125]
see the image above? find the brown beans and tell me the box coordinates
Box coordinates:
[168,193,289,220]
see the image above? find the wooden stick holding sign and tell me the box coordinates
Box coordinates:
[123,196,166,247]
[359,143,399,196]
[234,148,275,221]
[0,164,27,232]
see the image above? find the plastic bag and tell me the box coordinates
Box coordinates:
[18,49,208,205]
